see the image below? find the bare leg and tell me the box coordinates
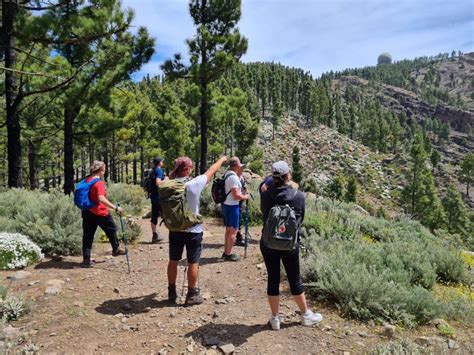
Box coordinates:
[292,293,309,314]
[187,262,199,288]
[224,227,238,255]
[268,295,280,316]
[167,260,178,285]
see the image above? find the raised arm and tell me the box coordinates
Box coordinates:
[204,156,228,183]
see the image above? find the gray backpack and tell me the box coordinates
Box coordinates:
[262,192,299,251]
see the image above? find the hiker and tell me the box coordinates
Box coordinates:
[260,161,323,330]
[166,156,228,305]
[150,157,168,244]
[222,157,250,261]
[81,161,125,268]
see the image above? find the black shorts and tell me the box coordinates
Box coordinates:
[151,199,161,225]
[169,231,203,264]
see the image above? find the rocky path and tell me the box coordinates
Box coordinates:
[1,218,472,354]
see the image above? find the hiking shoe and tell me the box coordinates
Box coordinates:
[151,232,164,244]
[185,288,203,306]
[269,315,281,330]
[300,310,323,326]
[234,239,247,247]
[168,284,177,304]
[81,259,95,268]
[112,248,126,257]
[222,253,241,262]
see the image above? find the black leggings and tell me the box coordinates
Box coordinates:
[260,243,304,296]
[82,210,120,260]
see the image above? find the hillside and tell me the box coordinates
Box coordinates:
[254,53,474,211]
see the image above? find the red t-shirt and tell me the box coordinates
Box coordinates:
[86,177,109,216]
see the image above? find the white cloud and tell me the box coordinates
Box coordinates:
[122,0,474,80]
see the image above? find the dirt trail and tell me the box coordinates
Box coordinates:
[1,218,473,354]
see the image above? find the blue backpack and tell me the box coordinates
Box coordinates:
[74,178,100,210]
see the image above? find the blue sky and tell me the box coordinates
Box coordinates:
[122,0,474,80]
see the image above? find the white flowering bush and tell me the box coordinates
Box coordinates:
[0,233,43,270]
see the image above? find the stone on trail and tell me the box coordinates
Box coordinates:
[113,287,120,294]
[447,339,458,349]
[383,324,395,338]
[44,287,60,295]
[8,271,31,281]
[3,325,20,339]
[219,343,235,354]
[203,335,219,346]
[28,280,40,286]
[46,279,65,288]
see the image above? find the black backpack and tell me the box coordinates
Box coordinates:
[262,190,299,251]
[143,168,157,194]
[211,173,233,204]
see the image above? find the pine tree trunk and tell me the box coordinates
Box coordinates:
[64,106,78,195]
[133,142,137,185]
[44,176,50,191]
[140,146,144,185]
[199,81,209,174]
[104,143,109,182]
[3,0,22,187]
[28,139,39,190]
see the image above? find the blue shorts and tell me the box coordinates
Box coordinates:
[169,231,203,264]
[222,204,240,229]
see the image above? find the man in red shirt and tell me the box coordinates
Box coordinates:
[81,161,125,268]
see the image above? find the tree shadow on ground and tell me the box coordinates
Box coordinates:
[199,257,222,266]
[34,260,83,270]
[185,321,299,348]
[96,293,173,315]
[202,243,223,250]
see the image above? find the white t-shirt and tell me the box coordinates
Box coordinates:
[175,175,208,233]
[223,171,241,206]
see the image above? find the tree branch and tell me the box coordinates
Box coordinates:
[22,56,95,98]
[19,0,72,11]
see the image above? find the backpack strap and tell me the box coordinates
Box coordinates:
[223,171,236,200]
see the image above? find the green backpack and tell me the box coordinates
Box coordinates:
[158,179,203,232]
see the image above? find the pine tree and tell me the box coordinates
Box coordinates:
[402,134,446,230]
[460,153,474,196]
[162,0,248,173]
[345,176,358,203]
[292,146,302,185]
[442,185,469,236]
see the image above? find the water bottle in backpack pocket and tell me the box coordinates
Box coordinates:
[262,204,299,251]
[74,178,100,210]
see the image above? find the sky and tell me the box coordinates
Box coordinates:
[122,0,474,81]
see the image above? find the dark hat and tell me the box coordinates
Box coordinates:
[153,157,163,165]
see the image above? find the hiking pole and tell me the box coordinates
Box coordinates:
[181,266,188,296]
[117,204,131,274]
[244,199,249,259]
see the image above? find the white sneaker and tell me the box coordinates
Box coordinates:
[301,310,323,326]
[269,315,281,330]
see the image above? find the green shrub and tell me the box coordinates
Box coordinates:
[107,183,148,216]
[370,338,432,355]
[0,189,82,255]
[100,216,141,244]
[301,197,468,326]
[0,233,43,270]
[0,293,30,321]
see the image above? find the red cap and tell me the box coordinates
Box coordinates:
[170,156,193,178]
